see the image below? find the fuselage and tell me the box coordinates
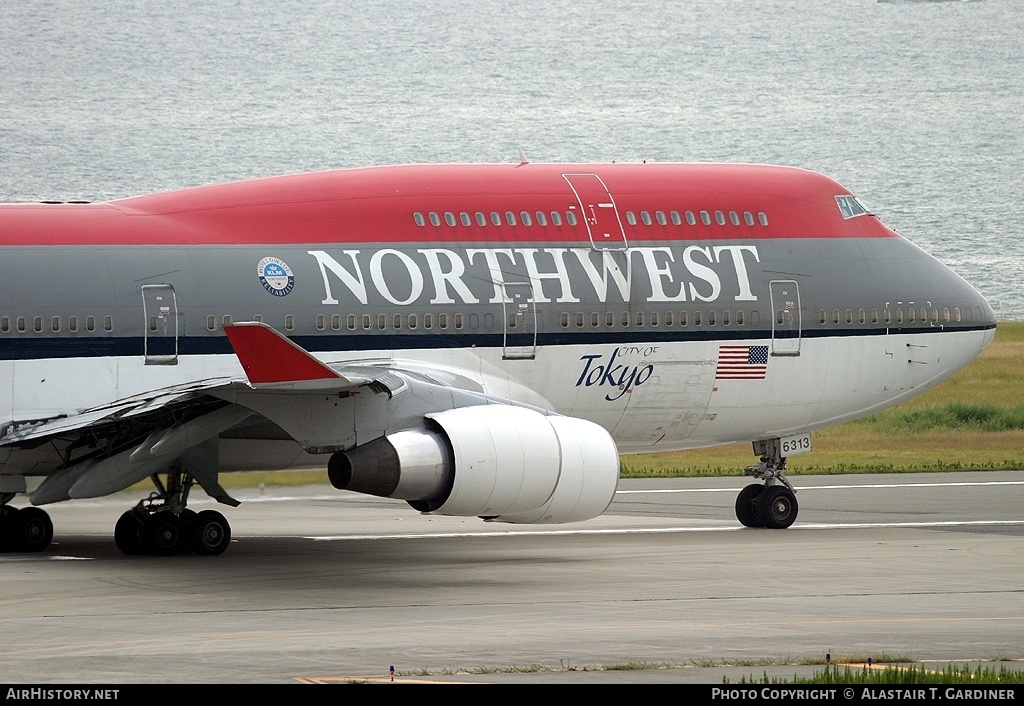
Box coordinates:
[0,163,996,466]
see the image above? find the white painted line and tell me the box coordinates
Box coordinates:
[303,518,1024,541]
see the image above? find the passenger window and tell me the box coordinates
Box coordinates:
[476,212,487,226]
[535,211,547,226]
[641,211,652,225]
[444,212,456,226]
[460,212,472,226]
[520,211,532,226]
[626,211,637,226]
[316,314,326,331]
[566,211,577,226]
[686,211,696,225]
[744,211,755,226]
[207,315,216,331]
[715,210,726,225]
[33,316,43,333]
[505,211,516,226]
[284,315,294,331]
[104,316,114,332]
[550,211,562,226]
[729,211,740,225]
[413,212,425,226]
[490,212,501,226]
[671,211,682,225]
[758,212,769,226]
[429,212,441,226]
[700,211,711,225]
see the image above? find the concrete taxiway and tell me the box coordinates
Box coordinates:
[1,471,1022,684]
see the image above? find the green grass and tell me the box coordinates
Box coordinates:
[734,663,1024,685]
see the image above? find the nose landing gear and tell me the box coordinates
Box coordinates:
[735,438,799,529]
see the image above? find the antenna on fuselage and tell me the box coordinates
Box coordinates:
[517,147,529,165]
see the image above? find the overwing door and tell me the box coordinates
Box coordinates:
[142,284,179,365]
[501,282,536,360]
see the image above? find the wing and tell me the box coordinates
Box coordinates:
[3,323,619,525]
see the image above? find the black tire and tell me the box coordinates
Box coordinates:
[15,507,53,552]
[0,506,22,551]
[735,484,765,528]
[191,510,231,556]
[114,510,148,555]
[147,515,185,556]
[758,485,798,529]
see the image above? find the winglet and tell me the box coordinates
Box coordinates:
[224,322,342,386]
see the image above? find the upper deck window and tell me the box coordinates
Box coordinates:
[836,195,870,219]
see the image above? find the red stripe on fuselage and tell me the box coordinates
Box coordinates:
[0,163,899,246]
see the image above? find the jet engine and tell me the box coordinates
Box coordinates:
[328,405,620,524]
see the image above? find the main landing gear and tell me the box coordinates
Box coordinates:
[114,463,237,556]
[735,438,799,529]
[0,493,54,552]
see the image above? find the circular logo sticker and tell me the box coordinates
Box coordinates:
[257,257,294,296]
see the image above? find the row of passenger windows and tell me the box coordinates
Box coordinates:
[560,309,758,329]
[207,312,483,332]
[0,305,986,336]
[0,315,114,334]
[625,209,768,227]
[412,208,769,229]
[415,210,580,228]
[818,306,984,326]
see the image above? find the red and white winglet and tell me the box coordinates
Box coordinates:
[223,322,349,389]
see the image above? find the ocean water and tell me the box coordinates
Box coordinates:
[1,0,1021,317]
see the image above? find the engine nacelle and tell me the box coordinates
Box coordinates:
[328,405,619,524]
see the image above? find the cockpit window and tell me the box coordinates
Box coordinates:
[836,195,871,219]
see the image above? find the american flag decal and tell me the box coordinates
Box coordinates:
[716,345,769,380]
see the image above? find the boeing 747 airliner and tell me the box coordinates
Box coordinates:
[0,160,996,555]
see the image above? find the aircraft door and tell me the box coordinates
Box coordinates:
[142,284,179,365]
[501,282,536,360]
[770,280,801,356]
[562,173,627,250]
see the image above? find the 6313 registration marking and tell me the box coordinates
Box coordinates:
[780,432,812,456]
